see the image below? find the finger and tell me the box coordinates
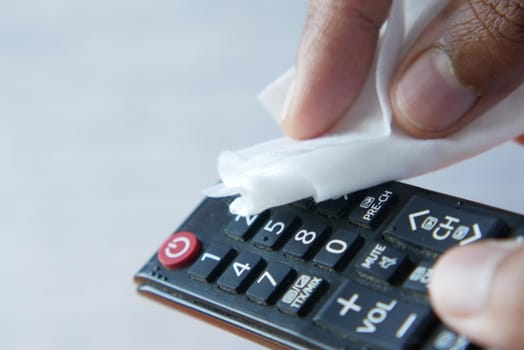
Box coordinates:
[391,0,524,138]
[282,0,392,139]
[429,239,524,349]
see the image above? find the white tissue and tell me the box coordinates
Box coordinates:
[205,0,524,216]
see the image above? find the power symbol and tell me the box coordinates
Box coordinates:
[157,231,200,269]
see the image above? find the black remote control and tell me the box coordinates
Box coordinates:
[134,181,524,350]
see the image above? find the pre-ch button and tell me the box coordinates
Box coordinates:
[157,231,201,269]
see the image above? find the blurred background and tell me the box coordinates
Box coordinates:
[1,1,522,349]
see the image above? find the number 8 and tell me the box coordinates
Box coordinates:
[294,229,316,245]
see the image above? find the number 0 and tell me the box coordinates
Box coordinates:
[326,239,348,254]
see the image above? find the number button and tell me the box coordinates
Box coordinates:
[188,242,234,282]
[252,212,299,250]
[282,221,330,260]
[246,262,295,305]
[317,194,357,218]
[292,197,314,210]
[224,211,268,241]
[313,230,362,271]
[217,252,264,293]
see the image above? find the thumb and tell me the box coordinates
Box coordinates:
[429,239,524,350]
[391,0,524,138]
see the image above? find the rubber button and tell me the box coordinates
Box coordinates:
[157,231,200,269]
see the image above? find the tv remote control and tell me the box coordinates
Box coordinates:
[134,181,524,350]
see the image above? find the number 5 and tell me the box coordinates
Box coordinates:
[264,220,285,235]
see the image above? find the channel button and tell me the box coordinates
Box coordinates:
[385,195,507,253]
[349,188,397,228]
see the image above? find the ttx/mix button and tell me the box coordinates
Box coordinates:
[277,273,326,317]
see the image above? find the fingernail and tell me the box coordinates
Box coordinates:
[430,240,522,316]
[394,48,478,132]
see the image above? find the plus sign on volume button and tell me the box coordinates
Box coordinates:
[157,231,201,269]
[314,282,432,350]
[385,195,507,253]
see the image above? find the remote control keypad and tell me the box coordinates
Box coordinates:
[137,181,524,350]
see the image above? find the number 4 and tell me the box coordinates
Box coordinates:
[233,262,251,277]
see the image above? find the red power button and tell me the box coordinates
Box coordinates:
[157,231,200,269]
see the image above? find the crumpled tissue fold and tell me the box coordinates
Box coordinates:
[205,0,524,216]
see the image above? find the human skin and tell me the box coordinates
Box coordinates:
[282,1,524,349]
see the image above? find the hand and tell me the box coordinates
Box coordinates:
[284,1,524,349]
[282,0,524,140]
[430,239,524,350]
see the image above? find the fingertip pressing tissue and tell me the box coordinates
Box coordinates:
[205,0,524,215]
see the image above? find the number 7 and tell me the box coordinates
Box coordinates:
[257,271,277,287]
